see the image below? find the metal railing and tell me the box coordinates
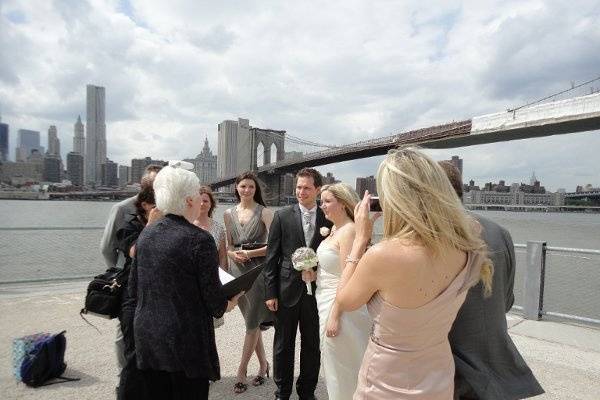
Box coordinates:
[515,241,600,325]
[1,228,599,326]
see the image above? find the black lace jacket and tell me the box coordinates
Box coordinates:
[130,214,227,380]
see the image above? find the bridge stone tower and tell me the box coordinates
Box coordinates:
[250,127,285,170]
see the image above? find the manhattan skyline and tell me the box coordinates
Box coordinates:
[1,1,599,191]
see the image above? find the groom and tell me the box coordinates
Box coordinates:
[265,168,332,400]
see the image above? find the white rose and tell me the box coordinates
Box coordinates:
[320,227,330,237]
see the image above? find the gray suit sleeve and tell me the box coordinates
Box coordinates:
[100,203,123,268]
[503,228,516,312]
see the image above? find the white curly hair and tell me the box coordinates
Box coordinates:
[153,165,200,216]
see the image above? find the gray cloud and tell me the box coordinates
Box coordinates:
[0,0,598,191]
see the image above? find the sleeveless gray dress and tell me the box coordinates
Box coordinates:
[228,205,274,330]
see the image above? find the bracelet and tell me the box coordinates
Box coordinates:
[345,256,361,264]
[244,250,249,258]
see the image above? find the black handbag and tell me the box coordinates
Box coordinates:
[80,266,129,320]
[241,242,267,251]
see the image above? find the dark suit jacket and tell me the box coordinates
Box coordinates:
[264,204,332,307]
[132,214,228,381]
[450,214,544,399]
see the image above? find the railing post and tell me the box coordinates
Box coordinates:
[523,241,546,320]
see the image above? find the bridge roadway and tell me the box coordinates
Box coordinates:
[208,92,600,195]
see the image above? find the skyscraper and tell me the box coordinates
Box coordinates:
[67,152,84,186]
[130,157,167,184]
[0,122,8,162]
[85,84,107,185]
[101,160,118,187]
[43,155,61,182]
[47,125,61,157]
[118,165,131,187]
[217,118,251,179]
[188,137,217,184]
[73,115,85,155]
[16,129,44,162]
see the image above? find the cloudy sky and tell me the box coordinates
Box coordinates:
[1,0,599,191]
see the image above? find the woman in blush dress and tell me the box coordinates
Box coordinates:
[194,185,228,328]
[336,147,494,400]
[316,183,372,400]
[223,171,274,394]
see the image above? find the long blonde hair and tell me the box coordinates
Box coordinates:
[377,147,493,295]
[321,183,360,221]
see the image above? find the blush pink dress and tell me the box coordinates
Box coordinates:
[354,252,483,400]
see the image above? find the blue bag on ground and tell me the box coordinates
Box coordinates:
[18,330,79,387]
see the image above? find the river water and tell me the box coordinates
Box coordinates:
[1,200,599,319]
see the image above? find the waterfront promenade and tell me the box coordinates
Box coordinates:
[1,281,599,399]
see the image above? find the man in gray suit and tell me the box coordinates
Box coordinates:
[100,164,163,269]
[100,164,163,372]
[439,162,544,400]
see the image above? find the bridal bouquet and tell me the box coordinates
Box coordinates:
[291,247,318,295]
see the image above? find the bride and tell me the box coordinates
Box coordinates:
[316,183,372,400]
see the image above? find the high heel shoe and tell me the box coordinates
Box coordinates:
[251,362,270,386]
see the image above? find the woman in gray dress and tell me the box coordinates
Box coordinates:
[194,185,228,329]
[223,171,274,394]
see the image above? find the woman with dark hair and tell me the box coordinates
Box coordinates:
[194,186,228,329]
[116,184,163,399]
[193,186,227,270]
[223,171,274,394]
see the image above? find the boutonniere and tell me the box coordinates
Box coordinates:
[320,227,330,237]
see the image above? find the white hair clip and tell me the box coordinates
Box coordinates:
[168,160,194,170]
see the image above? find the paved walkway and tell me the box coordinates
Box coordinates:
[1,281,599,399]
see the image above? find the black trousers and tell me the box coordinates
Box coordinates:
[273,291,320,399]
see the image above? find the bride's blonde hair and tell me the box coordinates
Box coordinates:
[321,183,360,221]
[377,147,493,296]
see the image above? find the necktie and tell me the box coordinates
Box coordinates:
[303,211,314,245]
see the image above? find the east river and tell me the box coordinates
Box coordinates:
[1,200,599,319]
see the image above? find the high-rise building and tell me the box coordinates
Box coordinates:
[323,172,339,185]
[131,157,167,184]
[47,125,61,157]
[43,155,62,182]
[280,173,296,197]
[0,122,8,162]
[356,175,377,196]
[188,138,217,184]
[446,155,463,175]
[67,152,84,186]
[217,118,251,179]
[85,84,107,185]
[16,129,44,162]
[101,160,119,187]
[118,165,131,187]
[73,115,85,155]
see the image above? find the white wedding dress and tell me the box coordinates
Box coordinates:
[316,241,372,400]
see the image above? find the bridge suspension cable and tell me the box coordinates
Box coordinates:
[263,130,338,149]
[508,75,600,112]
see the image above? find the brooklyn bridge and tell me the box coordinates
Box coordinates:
[207,91,600,204]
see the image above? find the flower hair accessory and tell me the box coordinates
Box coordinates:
[291,247,318,295]
[168,160,194,170]
[320,227,330,237]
